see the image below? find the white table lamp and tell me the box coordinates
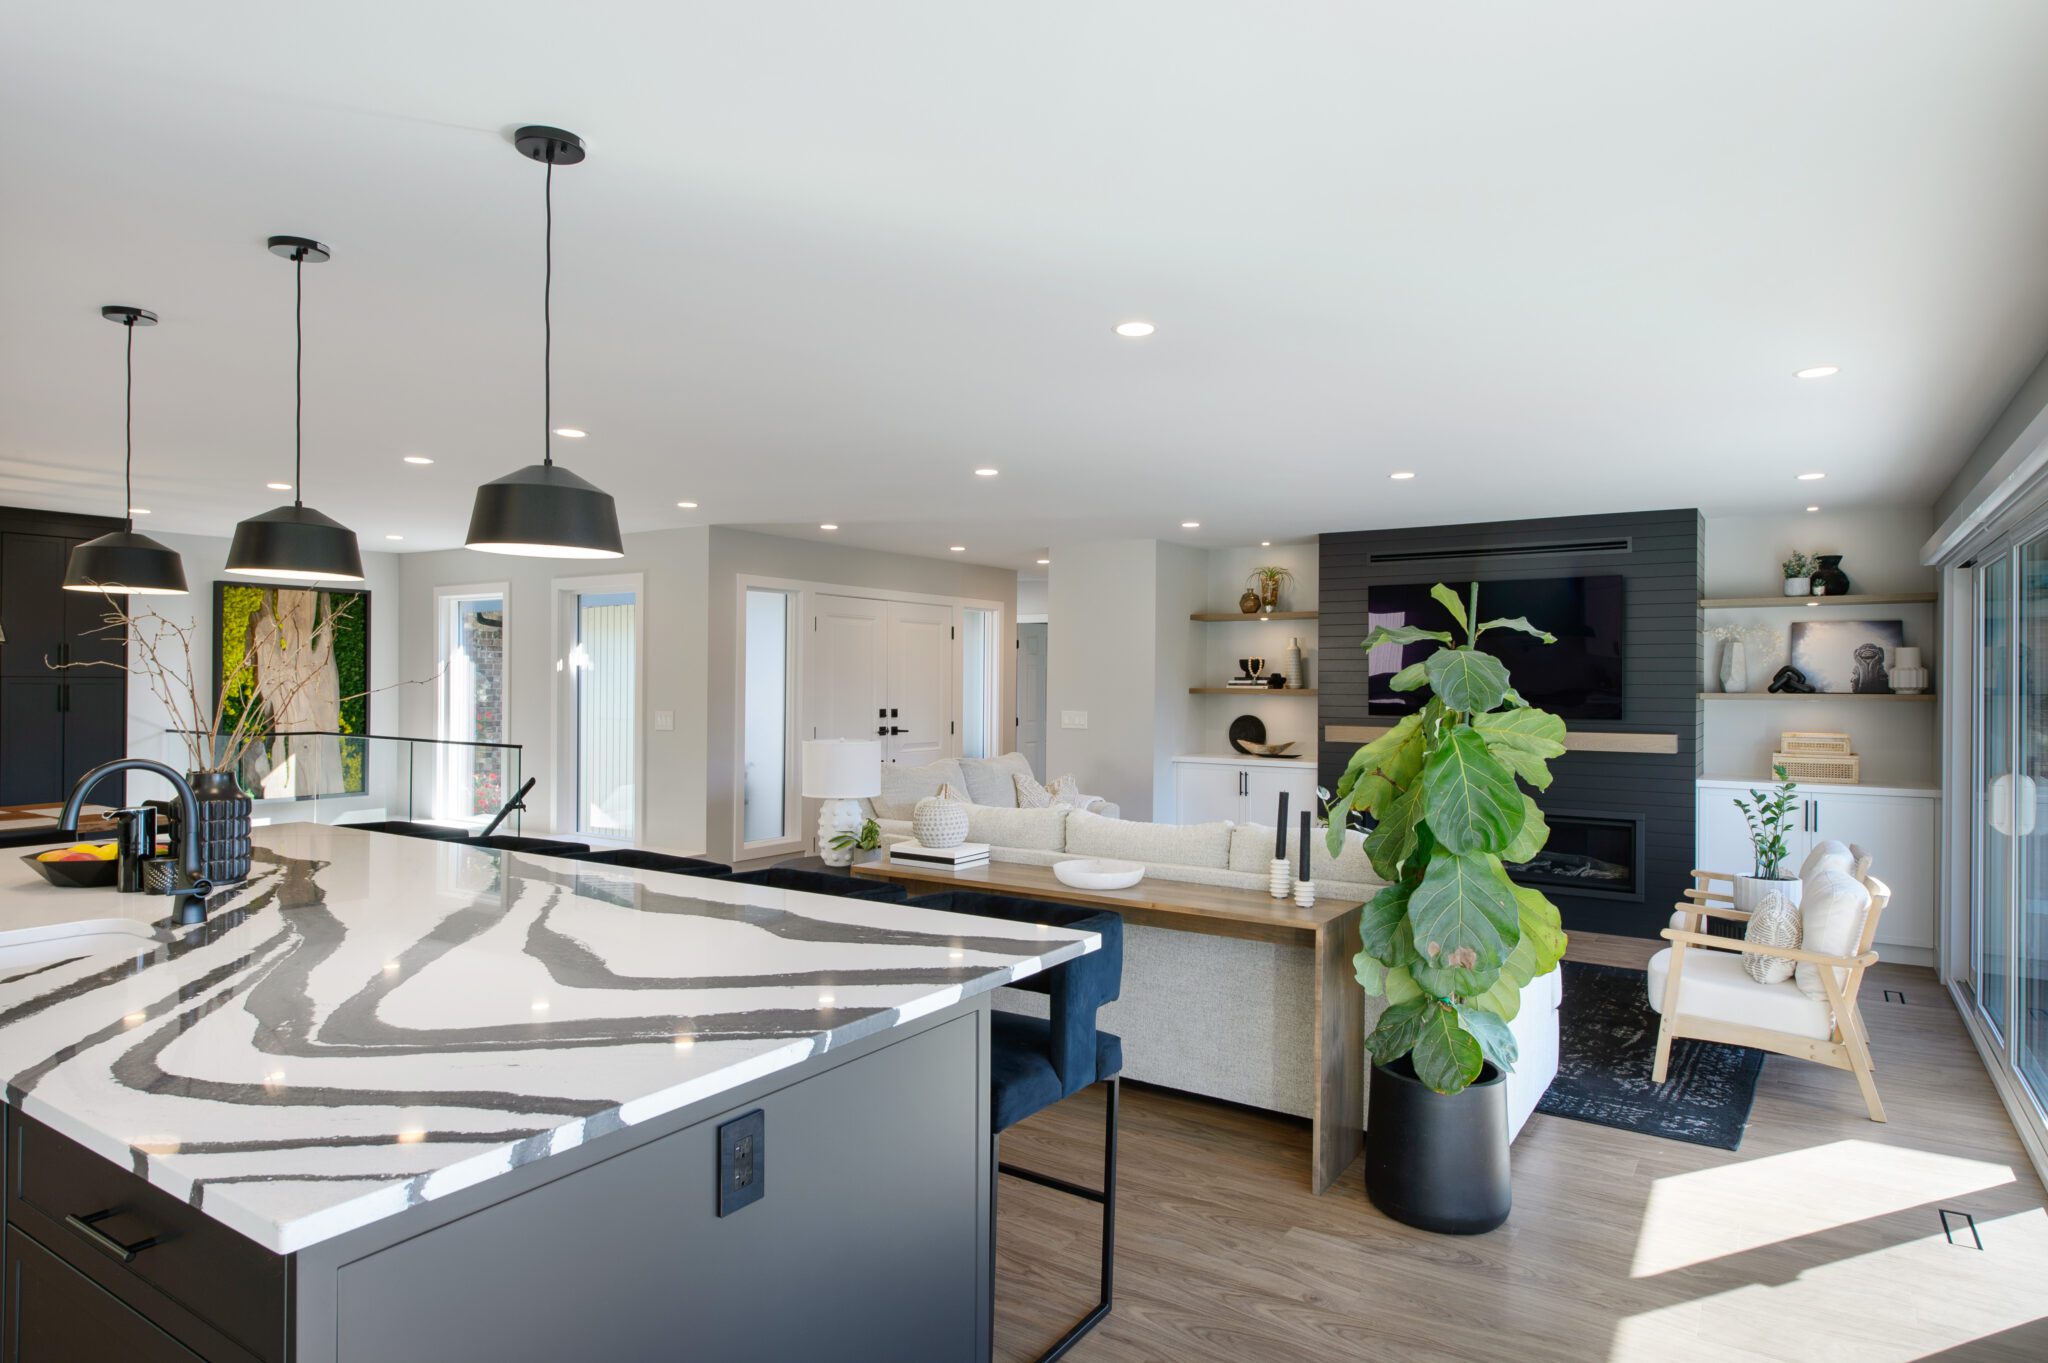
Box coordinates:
[803,739,882,866]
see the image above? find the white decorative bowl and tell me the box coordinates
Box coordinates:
[1052,858,1145,891]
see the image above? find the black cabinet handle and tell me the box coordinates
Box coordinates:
[65,1209,162,1264]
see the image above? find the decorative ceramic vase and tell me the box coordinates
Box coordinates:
[164,770,252,885]
[1239,589,1261,614]
[1734,874,1801,916]
[1810,555,1850,595]
[911,793,969,849]
[1718,637,1748,693]
[1285,637,1305,690]
[1890,646,1928,694]
[1293,878,1316,908]
[1783,576,1810,596]
[1260,578,1281,611]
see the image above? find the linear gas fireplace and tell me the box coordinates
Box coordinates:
[1507,810,1644,902]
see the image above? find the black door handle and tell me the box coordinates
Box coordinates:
[65,1209,162,1264]
[876,726,889,736]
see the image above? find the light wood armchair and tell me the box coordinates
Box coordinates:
[1648,868,1889,1123]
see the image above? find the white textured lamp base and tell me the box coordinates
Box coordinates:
[1268,858,1292,900]
[815,799,864,867]
[1294,878,1317,909]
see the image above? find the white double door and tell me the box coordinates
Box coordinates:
[806,595,955,766]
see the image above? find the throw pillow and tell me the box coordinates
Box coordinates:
[1015,771,1084,809]
[1741,889,1802,985]
[1794,865,1873,1002]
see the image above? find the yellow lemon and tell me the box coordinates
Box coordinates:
[90,844,120,861]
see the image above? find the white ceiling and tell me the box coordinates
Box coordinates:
[6,3,2048,571]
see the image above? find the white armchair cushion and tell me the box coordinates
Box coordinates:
[1799,838,1854,878]
[1648,946,1833,1041]
[1795,865,1873,1002]
[1741,890,1802,985]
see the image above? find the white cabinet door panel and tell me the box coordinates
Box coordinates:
[1175,764,1245,826]
[1244,765,1318,832]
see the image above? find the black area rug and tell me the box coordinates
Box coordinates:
[1534,959,1765,1151]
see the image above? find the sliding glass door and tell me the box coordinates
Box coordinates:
[2018,538,2048,1098]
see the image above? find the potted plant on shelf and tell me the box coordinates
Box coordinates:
[1323,583,1568,1234]
[829,817,884,865]
[1782,550,1814,597]
[1733,766,1801,914]
[1247,565,1294,612]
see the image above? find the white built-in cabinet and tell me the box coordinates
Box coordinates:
[1695,778,1937,960]
[1172,755,1320,827]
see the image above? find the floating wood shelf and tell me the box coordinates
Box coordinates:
[1700,593,1937,609]
[1191,687,1319,696]
[1191,611,1319,621]
[1325,724,1679,755]
[1700,691,1935,702]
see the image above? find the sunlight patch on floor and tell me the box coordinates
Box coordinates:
[1631,1139,2016,1278]
[1613,1208,2048,1362]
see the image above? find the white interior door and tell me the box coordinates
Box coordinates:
[885,601,954,766]
[807,595,889,745]
[1017,622,1047,780]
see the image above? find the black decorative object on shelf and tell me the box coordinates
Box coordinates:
[466,125,624,560]
[1266,673,1287,689]
[1809,554,1850,596]
[1227,714,1267,754]
[151,771,253,886]
[226,237,365,584]
[1768,665,1816,694]
[63,306,188,597]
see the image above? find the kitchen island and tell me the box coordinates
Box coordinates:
[0,824,1096,1361]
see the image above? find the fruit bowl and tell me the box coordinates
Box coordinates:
[20,850,120,889]
[1052,858,1146,891]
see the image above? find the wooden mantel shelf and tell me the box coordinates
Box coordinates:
[1701,690,1935,702]
[1700,592,1937,609]
[1191,610,1319,621]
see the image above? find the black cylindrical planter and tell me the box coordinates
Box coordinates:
[1364,1056,1511,1234]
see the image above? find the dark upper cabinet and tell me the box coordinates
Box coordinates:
[0,681,65,806]
[64,553,129,669]
[62,679,127,785]
[0,534,68,679]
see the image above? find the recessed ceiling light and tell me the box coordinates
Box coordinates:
[1114,321,1155,338]
[676,500,698,509]
[950,545,966,552]
[384,533,403,541]
[820,523,838,531]
[1390,471,1416,481]
[266,481,292,491]
[1807,505,1820,513]
[129,507,151,515]
[974,468,999,477]
[552,427,586,438]
[1181,521,1200,529]
[1797,472,1825,481]
[1795,366,1840,379]
[1260,540,1271,547]
[1036,558,1051,565]
[402,455,434,465]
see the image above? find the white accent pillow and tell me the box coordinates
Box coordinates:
[959,752,1033,807]
[1794,866,1872,1002]
[1015,771,1085,809]
[873,758,970,820]
[1742,889,1802,985]
[1799,839,1853,879]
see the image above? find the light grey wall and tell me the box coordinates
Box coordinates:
[1151,542,1204,821]
[703,528,1018,860]
[1045,539,1162,819]
[397,527,711,851]
[1016,577,1048,618]
[1933,344,2048,529]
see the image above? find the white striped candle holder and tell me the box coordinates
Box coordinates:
[1294,878,1317,909]
[1268,858,1292,899]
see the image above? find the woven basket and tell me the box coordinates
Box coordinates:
[1773,750,1861,785]
[1779,731,1853,755]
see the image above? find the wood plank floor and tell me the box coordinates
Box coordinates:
[994,933,2048,1362]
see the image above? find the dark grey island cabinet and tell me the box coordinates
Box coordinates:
[2,1003,993,1363]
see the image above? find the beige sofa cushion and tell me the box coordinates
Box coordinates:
[873,758,969,820]
[1065,809,1232,869]
[1229,821,1380,888]
[964,805,1069,852]
[958,752,1034,808]
[1228,824,1279,872]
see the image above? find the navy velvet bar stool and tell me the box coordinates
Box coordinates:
[905,889,1124,1363]
[722,866,908,902]
[562,848,732,878]
[472,834,590,856]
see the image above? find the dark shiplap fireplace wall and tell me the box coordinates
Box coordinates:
[1318,509,1704,938]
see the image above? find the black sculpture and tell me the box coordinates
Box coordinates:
[1769,665,1817,694]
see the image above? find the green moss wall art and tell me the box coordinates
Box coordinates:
[213,583,371,797]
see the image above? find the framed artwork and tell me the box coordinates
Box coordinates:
[213,582,372,797]
[1787,618,1902,694]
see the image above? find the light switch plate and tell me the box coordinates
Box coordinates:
[1061,710,1089,729]
[654,709,675,732]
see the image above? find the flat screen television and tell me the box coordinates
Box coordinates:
[1366,575,1624,719]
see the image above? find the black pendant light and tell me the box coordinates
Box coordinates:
[465,126,623,558]
[225,237,364,582]
[64,306,189,596]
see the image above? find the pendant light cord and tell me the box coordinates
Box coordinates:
[543,152,554,468]
[123,316,135,532]
[294,249,306,507]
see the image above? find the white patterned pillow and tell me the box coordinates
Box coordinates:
[1015,771,1083,809]
[1742,890,1802,985]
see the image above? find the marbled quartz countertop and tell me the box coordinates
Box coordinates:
[0,824,1095,1253]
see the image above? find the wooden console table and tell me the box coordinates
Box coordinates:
[853,859,1367,1193]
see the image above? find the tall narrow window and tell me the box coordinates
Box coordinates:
[572,588,637,839]
[743,588,795,844]
[436,589,508,824]
[961,607,999,759]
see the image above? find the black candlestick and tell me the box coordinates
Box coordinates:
[1299,810,1312,880]
[1275,791,1290,859]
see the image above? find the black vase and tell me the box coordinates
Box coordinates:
[1810,554,1851,596]
[1364,1056,1511,1234]
[181,770,253,885]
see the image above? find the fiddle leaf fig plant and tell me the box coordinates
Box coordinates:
[1325,582,1570,1095]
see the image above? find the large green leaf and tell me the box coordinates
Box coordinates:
[1357,878,1418,963]
[1472,705,1567,790]
[1421,727,1525,855]
[1410,1003,1484,1093]
[1470,953,1526,1022]
[1455,1002,1520,1073]
[1513,885,1568,975]
[1424,647,1511,715]
[1383,963,1423,1005]
[1406,850,1522,994]
[1476,616,1557,644]
[1430,583,1469,632]
[1501,795,1550,864]
[1389,660,1429,692]
[1366,998,1431,1065]
[1364,779,1425,879]
[1363,624,1454,651]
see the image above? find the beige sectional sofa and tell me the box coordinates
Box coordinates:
[863,751,1119,824]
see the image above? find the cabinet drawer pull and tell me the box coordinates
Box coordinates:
[64,1209,162,1264]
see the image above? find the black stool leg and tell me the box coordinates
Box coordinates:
[995,1077,1119,1363]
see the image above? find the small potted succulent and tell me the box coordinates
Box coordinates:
[1781,550,1814,597]
[829,817,884,865]
[1248,565,1294,612]
[1733,766,1802,913]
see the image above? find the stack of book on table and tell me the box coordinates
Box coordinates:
[1226,677,1267,688]
[885,841,991,870]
